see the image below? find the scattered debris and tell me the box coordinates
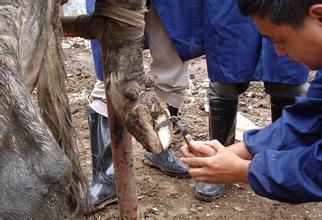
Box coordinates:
[234,206,244,212]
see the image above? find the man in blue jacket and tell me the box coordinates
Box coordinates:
[155,0,309,201]
[180,0,322,204]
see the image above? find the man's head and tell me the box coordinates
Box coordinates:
[238,0,322,70]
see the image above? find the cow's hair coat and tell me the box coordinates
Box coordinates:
[0,0,86,218]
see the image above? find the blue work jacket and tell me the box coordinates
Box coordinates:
[86,0,104,81]
[154,0,309,83]
[244,71,322,203]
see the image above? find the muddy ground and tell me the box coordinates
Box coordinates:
[63,39,322,219]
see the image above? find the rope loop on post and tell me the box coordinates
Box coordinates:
[94,0,147,40]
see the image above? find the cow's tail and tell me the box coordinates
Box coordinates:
[36,1,87,216]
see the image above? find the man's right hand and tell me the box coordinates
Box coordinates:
[180,140,218,158]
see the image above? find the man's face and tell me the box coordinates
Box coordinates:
[253,15,322,70]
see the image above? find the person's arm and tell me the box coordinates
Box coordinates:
[248,140,322,203]
[226,141,253,160]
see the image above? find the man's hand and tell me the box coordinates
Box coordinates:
[180,140,217,158]
[180,140,250,184]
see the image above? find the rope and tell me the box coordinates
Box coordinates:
[94,0,147,39]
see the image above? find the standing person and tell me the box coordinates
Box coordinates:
[85,0,189,208]
[180,0,322,204]
[141,1,190,176]
[154,0,309,201]
[85,0,117,208]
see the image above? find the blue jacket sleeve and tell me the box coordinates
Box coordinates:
[248,141,322,203]
[243,71,322,203]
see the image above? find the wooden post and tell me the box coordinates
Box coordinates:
[107,103,138,219]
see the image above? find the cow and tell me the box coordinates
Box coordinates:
[0,0,172,218]
[0,0,88,218]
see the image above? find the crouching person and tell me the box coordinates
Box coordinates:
[181,0,322,204]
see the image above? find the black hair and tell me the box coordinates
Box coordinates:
[238,0,322,27]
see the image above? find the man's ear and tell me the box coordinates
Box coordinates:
[309,4,322,23]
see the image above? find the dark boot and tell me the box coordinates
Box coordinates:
[86,106,117,208]
[270,96,295,122]
[143,105,188,177]
[208,99,238,145]
[195,98,238,201]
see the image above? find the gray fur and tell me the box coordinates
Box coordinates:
[0,0,86,218]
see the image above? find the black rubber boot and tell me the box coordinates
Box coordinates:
[270,96,296,122]
[195,98,238,201]
[143,105,188,177]
[143,148,188,176]
[86,106,117,209]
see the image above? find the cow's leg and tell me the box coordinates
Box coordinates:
[92,0,172,154]
[61,3,173,154]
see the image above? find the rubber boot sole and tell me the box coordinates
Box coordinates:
[194,189,224,202]
[85,197,118,215]
[142,158,190,178]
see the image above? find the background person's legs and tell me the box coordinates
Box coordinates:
[197,0,261,202]
[264,82,309,122]
[143,1,189,177]
[86,83,116,207]
[145,1,189,111]
[195,82,249,201]
[260,38,309,122]
[85,0,116,208]
[208,82,249,145]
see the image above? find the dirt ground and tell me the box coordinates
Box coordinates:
[63,39,322,219]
